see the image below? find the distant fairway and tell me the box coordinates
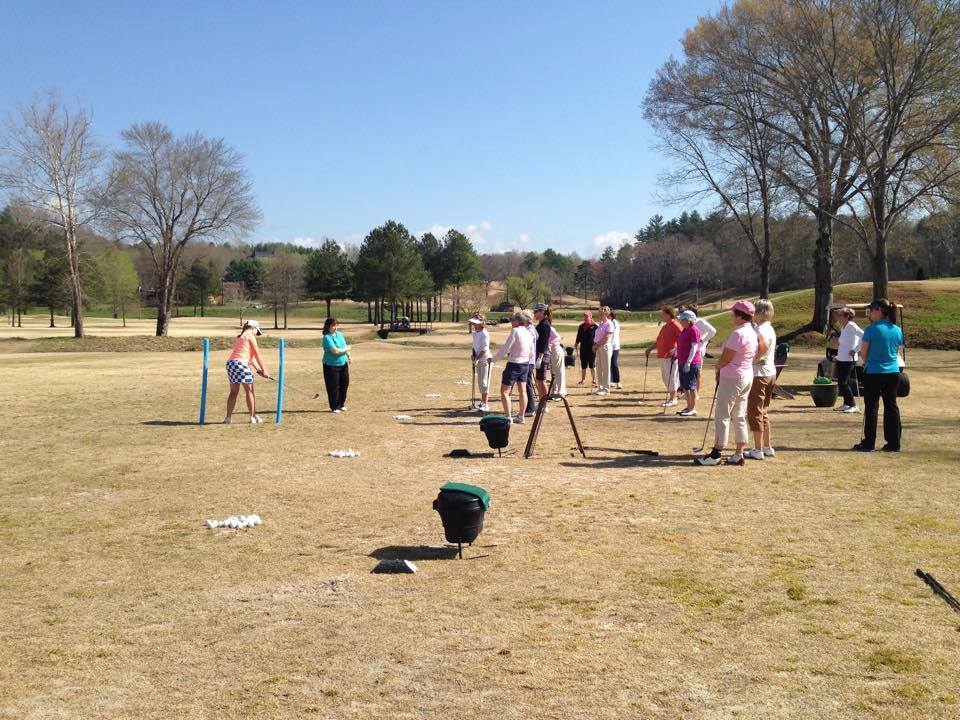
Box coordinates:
[2,336,959,719]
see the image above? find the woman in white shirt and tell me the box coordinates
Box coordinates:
[469,314,492,412]
[834,307,864,413]
[745,299,777,460]
[690,305,717,358]
[488,312,535,423]
[610,311,623,389]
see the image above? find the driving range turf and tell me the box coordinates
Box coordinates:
[2,336,959,719]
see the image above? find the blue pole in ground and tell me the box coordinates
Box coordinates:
[275,338,285,424]
[199,338,209,425]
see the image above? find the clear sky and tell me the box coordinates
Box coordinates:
[2,0,719,257]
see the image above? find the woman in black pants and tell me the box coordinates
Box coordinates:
[321,317,351,413]
[854,299,904,452]
[575,311,598,386]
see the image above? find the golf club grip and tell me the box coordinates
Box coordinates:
[917,569,960,613]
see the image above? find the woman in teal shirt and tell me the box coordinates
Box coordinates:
[322,317,351,413]
[853,299,904,452]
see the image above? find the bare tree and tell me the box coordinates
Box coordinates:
[106,122,260,336]
[829,0,960,297]
[0,92,105,337]
[645,44,787,298]
[264,248,304,330]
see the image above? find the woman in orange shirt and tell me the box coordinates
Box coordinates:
[225,320,271,424]
[644,305,682,407]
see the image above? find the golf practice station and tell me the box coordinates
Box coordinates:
[3,1,960,718]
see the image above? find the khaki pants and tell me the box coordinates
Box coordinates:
[596,342,613,391]
[714,375,752,448]
[660,357,679,392]
[475,358,492,395]
[747,375,775,433]
[549,348,567,397]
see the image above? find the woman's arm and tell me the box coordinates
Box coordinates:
[715,346,735,371]
[859,340,870,367]
[490,329,515,363]
[249,336,269,377]
[757,330,769,360]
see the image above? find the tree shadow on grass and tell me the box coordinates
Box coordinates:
[560,453,694,469]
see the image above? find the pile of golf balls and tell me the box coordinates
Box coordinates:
[328,449,361,458]
[393,415,413,421]
[424,393,441,398]
[454,380,470,385]
[206,514,261,530]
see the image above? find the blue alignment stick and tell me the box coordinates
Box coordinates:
[275,338,285,424]
[199,338,209,425]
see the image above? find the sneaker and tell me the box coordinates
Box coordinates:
[595,390,609,396]
[745,448,765,460]
[694,450,723,466]
[223,416,232,425]
[881,444,901,452]
[834,405,850,412]
[661,399,678,407]
[678,408,697,417]
[525,409,537,417]
[477,403,489,412]
[727,454,746,466]
[762,446,776,457]
[332,409,342,414]
[340,406,347,412]
[852,442,874,452]
[615,383,623,389]
[512,416,525,425]
[842,405,860,413]
[250,415,262,424]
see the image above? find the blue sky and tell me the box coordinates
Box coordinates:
[2,0,719,257]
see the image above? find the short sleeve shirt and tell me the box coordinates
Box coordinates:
[656,319,683,358]
[754,321,777,378]
[719,324,758,381]
[862,320,903,374]
[322,331,348,366]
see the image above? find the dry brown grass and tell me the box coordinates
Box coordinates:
[2,343,960,719]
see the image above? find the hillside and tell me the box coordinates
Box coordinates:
[704,279,960,351]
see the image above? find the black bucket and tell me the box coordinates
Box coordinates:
[897,371,910,398]
[479,415,511,450]
[432,483,490,552]
[564,346,575,367]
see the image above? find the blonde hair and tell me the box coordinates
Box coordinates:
[600,305,611,316]
[754,299,774,322]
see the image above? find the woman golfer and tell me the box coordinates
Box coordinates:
[322,317,351,414]
[610,310,623,389]
[645,305,682,407]
[224,320,271,424]
[695,301,758,466]
[489,311,535,423]
[853,299,904,452]
[834,307,864,413]
[575,311,598,386]
[470,314,492,412]
[745,299,777,460]
[676,310,702,416]
[593,306,614,396]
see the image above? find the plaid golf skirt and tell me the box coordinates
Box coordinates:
[226,359,254,385]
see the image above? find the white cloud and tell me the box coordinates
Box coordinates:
[592,230,633,250]
[419,220,493,247]
[518,232,531,244]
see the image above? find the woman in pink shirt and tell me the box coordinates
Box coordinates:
[224,320,271,424]
[695,301,758,466]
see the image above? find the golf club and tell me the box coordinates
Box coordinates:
[916,568,960,614]
[638,354,650,405]
[469,356,477,410]
[692,380,719,452]
[853,363,867,442]
[268,375,320,400]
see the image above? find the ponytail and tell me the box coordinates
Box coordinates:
[870,298,898,323]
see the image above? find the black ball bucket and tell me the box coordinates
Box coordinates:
[432,483,491,558]
[564,345,575,367]
[897,371,910,398]
[479,415,511,455]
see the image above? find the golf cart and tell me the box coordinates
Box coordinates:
[821,301,909,396]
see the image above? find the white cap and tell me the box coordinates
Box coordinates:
[244,320,263,335]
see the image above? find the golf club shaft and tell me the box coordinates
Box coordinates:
[695,381,718,452]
